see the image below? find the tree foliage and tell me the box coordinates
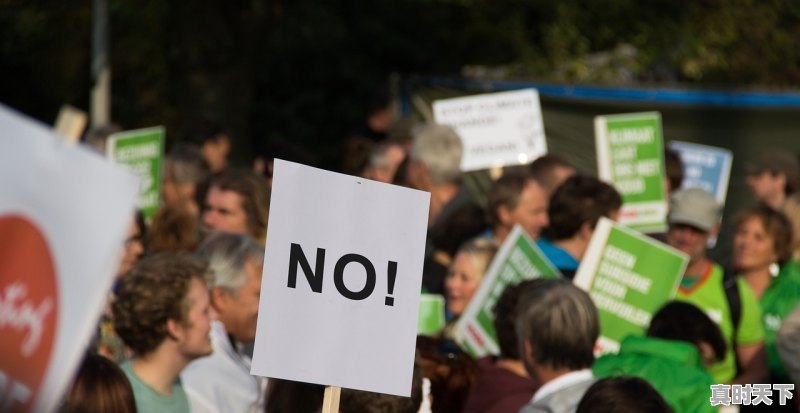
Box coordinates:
[1,0,798,168]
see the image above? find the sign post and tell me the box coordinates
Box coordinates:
[251,160,430,397]
[433,89,547,171]
[595,112,667,233]
[0,104,139,413]
[106,127,164,220]
[574,217,688,354]
[454,226,561,358]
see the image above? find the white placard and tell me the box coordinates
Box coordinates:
[251,160,430,397]
[433,89,547,171]
[0,104,139,412]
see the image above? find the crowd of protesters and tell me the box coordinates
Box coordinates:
[57,96,800,413]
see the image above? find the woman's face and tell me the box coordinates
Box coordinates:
[445,252,483,317]
[733,216,778,273]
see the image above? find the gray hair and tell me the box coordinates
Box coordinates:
[409,124,463,185]
[164,144,210,185]
[195,232,264,293]
[516,279,598,371]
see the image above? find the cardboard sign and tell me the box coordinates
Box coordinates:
[433,89,547,172]
[0,104,138,412]
[106,127,164,220]
[417,294,446,336]
[251,160,430,397]
[52,105,87,144]
[454,226,561,358]
[574,218,688,354]
[595,112,667,233]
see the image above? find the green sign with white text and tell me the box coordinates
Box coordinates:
[106,127,164,220]
[574,218,687,354]
[454,226,561,358]
[595,112,667,233]
[418,294,446,336]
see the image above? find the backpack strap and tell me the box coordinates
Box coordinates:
[723,267,742,375]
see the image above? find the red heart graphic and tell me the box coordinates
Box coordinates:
[0,215,58,412]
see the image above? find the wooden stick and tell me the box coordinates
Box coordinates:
[322,386,341,413]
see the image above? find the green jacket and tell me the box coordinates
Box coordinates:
[593,335,716,413]
[761,260,800,382]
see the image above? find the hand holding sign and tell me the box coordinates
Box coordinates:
[251,160,430,398]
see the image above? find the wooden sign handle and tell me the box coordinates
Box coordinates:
[322,386,341,413]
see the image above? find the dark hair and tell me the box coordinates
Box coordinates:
[647,301,726,362]
[577,377,673,413]
[416,336,478,413]
[733,204,794,265]
[207,169,271,241]
[430,204,488,258]
[113,254,209,355]
[184,118,226,146]
[664,148,684,193]
[62,353,137,413]
[264,379,325,413]
[529,154,574,193]
[340,360,423,413]
[542,175,622,241]
[493,280,536,359]
[487,173,531,227]
[516,278,598,371]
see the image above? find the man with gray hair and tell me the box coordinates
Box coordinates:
[406,124,469,228]
[516,279,598,413]
[181,232,267,413]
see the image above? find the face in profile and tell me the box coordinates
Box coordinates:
[226,259,263,343]
[118,219,144,277]
[445,251,483,317]
[177,277,214,360]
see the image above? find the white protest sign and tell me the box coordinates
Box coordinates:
[0,104,139,413]
[251,159,430,397]
[433,89,547,171]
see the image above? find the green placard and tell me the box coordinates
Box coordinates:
[595,112,667,233]
[106,127,164,220]
[574,217,687,354]
[454,226,562,358]
[418,294,446,336]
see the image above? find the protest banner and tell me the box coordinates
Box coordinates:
[418,294,446,336]
[668,141,732,205]
[52,105,87,144]
[574,217,688,354]
[0,104,139,413]
[251,159,430,399]
[595,111,668,233]
[106,127,164,220]
[453,226,561,358]
[433,89,547,172]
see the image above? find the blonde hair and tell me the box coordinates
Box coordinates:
[783,194,800,260]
